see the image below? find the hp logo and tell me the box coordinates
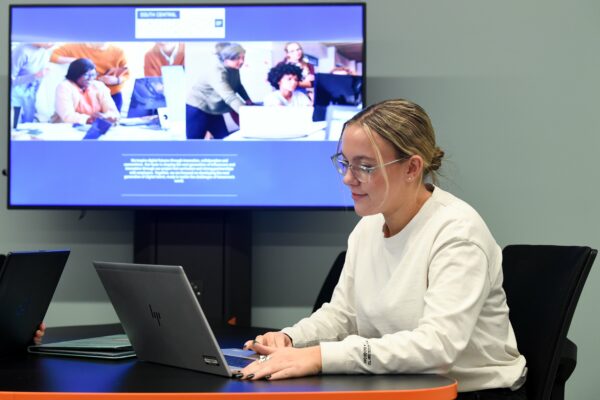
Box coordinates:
[149,304,161,326]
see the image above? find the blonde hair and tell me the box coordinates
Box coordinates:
[342,99,444,184]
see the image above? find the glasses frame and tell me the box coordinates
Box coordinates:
[330,153,409,183]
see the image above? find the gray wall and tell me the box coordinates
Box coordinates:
[2,0,599,398]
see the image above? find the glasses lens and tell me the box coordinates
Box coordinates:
[331,156,347,176]
[352,167,368,183]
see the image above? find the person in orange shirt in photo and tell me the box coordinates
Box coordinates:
[51,43,129,111]
[144,42,185,77]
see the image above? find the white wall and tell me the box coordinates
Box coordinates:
[2,0,599,398]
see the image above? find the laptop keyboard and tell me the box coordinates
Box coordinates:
[225,355,255,369]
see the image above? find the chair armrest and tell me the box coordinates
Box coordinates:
[555,338,577,383]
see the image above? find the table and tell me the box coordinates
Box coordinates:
[0,324,457,400]
[11,122,186,141]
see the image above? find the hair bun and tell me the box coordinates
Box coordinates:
[429,147,445,171]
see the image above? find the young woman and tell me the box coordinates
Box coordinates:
[263,63,312,107]
[278,42,315,91]
[240,99,528,399]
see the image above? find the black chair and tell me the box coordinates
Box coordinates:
[313,251,346,313]
[502,245,597,400]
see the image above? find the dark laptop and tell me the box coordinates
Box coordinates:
[0,250,70,357]
[83,117,112,139]
[93,261,258,377]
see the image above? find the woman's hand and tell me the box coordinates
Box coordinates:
[239,345,321,381]
[33,322,46,345]
[243,331,292,350]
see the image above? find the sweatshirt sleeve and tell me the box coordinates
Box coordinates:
[319,239,491,374]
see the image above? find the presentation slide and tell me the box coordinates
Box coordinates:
[9,5,364,207]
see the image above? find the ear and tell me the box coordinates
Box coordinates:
[405,155,424,182]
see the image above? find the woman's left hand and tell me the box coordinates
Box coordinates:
[33,322,46,345]
[239,344,322,381]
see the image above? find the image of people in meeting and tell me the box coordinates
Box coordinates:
[263,64,312,107]
[10,43,54,124]
[144,42,185,77]
[51,58,119,125]
[185,42,252,140]
[9,40,362,142]
[50,42,130,111]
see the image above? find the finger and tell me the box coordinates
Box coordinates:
[264,367,295,381]
[239,359,264,379]
[251,342,276,355]
[248,361,278,380]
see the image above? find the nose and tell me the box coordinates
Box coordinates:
[342,168,359,186]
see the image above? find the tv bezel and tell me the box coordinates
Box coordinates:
[6,2,366,210]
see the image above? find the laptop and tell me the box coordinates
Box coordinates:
[127,77,166,118]
[0,249,70,357]
[93,261,258,377]
[238,105,323,139]
[83,117,112,140]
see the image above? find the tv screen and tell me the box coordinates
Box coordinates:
[7,3,365,208]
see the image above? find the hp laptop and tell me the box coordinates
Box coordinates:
[0,249,70,357]
[93,261,258,377]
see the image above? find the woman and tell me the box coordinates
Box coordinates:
[51,43,129,111]
[263,63,312,107]
[278,42,315,91]
[186,42,251,140]
[241,99,528,399]
[52,58,119,125]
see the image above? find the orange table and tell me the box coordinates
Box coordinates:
[0,325,457,400]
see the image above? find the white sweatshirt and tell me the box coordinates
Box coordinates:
[282,186,527,392]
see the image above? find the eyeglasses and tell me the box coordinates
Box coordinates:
[82,71,97,80]
[330,153,408,183]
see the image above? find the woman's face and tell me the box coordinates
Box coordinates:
[75,69,97,90]
[340,124,408,217]
[285,43,303,62]
[278,74,299,92]
[223,54,245,69]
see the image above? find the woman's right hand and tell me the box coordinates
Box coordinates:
[243,331,292,351]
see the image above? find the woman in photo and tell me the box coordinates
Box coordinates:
[52,58,119,125]
[263,63,312,107]
[186,42,251,140]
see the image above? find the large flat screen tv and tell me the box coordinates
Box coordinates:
[7,3,365,208]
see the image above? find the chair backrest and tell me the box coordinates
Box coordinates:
[313,251,346,313]
[502,245,596,400]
